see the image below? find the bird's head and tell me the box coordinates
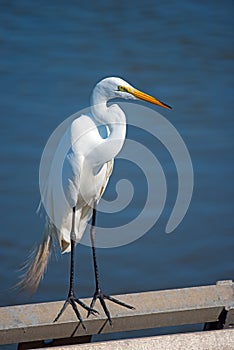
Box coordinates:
[93,77,171,109]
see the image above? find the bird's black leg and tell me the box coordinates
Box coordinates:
[88,202,134,326]
[54,206,98,330]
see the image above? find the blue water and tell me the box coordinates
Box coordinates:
[0,1,233,348]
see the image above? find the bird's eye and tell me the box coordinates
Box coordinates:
[118,85,128,93]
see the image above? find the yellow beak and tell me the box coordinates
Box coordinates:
[132,88,172,109]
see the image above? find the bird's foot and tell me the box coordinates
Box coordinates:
[88,288,135,326]
[54,292,98,330]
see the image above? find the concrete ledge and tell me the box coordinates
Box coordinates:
[1,280,233,347]
[41,329,234,350]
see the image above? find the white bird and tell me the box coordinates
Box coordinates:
[19,77,171,329]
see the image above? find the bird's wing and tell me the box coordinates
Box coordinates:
[41,113,113,252]
[40,116,88,244]
[73,158,114,250]
[98,158,114,200]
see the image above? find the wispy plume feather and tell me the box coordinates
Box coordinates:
[16,220,55,294]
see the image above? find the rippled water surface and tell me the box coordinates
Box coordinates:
[0,1,233,348]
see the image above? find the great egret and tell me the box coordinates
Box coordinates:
[19,77,171,329]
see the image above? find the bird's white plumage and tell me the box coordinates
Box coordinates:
[19,76,171,294]
[43,77,132,252]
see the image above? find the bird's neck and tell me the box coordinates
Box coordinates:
[90,94,126,166]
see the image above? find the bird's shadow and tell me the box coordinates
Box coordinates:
[71,318,109,337]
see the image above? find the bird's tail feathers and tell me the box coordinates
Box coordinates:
[16,221,54,294]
